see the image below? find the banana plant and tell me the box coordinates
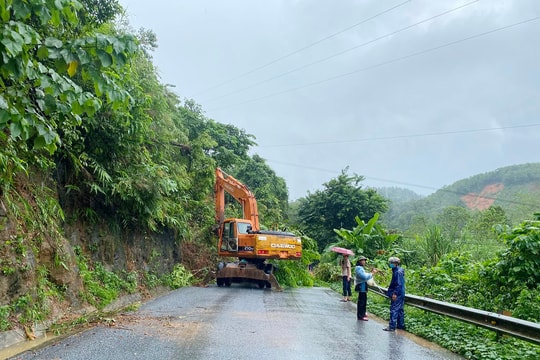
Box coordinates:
[329,213,399,260]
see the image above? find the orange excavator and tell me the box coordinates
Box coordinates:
[214,168,302,290]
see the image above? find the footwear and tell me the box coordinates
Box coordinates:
[360,317,369,321]
[382,327,395,332]
[341,299,347,302]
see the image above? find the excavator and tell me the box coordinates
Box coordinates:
[214,167,302,290]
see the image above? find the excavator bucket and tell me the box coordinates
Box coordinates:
[216,262,282,291]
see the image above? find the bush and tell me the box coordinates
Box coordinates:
[512,286,540,323]
[0,305,11,331]
[164,264,193,289]
[312,263,340,283]
[75,246,138,309]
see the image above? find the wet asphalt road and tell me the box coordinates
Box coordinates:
[11,285,463,360]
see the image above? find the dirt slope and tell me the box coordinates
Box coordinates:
[461,183,504,210]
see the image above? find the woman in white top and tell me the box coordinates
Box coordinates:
[340,254,352,301]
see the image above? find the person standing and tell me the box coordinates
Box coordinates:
[383,256,406,331]
[340,254,352,302]
[354,256,375,320]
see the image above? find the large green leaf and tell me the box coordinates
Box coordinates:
[97,49,113,67]
[9,121,22,138]
[12,1,31,20]
[1,31,24,57]
[44,37,63,49]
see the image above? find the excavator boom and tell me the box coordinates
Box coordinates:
[215,168,260,231]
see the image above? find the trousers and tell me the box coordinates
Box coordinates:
[389,296,405,329]
[342,276,351,297]
[357,292,367,318]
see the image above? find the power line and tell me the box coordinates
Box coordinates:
[205,0,480,103]
[258,123,540,148]
[263,158,540,208]
[207,16,540,112]
[194,0,411,97]
[262,157,442,192]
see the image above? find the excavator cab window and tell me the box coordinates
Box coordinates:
[237,222,252,234]
[222,221,238,252]
[221,222,231,251]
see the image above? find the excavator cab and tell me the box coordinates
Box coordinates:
[219,219,254,254]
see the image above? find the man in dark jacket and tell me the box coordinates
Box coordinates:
[383,256,405,331]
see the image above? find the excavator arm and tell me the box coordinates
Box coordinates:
[215,167,260,231]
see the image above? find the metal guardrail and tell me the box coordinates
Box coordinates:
[369,285,540,345]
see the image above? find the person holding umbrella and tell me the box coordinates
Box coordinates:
[340,254,352,302]
[330,247,355,302]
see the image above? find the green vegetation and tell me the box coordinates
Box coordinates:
[1,1,539,358]
[310,211,540,359]
[367,299,540,360]
[163,264,193,289]
[0,305,10,331]
[75,246,137,309]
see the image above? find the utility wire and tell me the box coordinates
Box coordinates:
[264,158,540,208]
[259,123,540,148]
[205,0,480,103]
[194,0,411,97]
[207,16,540,112]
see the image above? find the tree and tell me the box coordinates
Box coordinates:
[435,206,471,244]
[0,0,137,159]
[233,155,290,227]
[464,205,509,260]
[472,214,540,318]
[179,103,255,171]
[296,168,389,251]
[493,214,540,289]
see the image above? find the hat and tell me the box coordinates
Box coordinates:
[357,256,367,261]
[388,256,400,264]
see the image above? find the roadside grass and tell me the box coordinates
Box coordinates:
[366,292,540,360]
[326,282,540,360]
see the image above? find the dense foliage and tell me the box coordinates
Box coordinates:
[313,213,540,359]
[382,163,540,230]
[295,168,389,251]
[330,213,400,260]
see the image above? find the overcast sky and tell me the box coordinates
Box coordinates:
[118,0,540,200]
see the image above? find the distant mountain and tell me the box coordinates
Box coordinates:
[375,186,424,204]
[380,163,540,230]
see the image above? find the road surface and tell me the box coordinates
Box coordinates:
[10,285,463,360]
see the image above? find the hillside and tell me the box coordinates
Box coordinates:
[376,186,423,204]
[381,163,540,230]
